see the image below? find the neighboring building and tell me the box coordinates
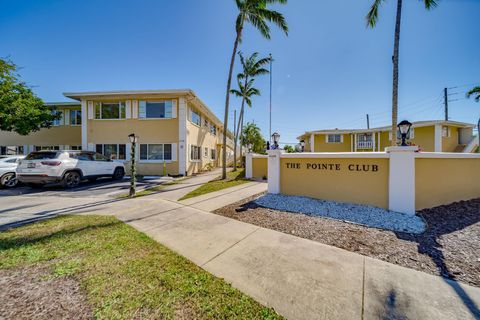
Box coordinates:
[297,120,479,153]
[0,89,234,176]
[0,102,82,155]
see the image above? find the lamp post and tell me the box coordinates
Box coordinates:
[272,132,280,150]
[128,133,138,197]
[247,143,253,153]
[300,140,306,152]
[397,120,412,147]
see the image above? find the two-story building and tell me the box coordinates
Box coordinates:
[297,120,479,153]
[0,89,234,176]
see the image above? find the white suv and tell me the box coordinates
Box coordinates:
[17,151,125,188]
[0,155,25,188]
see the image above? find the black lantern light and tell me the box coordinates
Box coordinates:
[300,139,306,152]
[272,132,280,149]
[397,120,412,147]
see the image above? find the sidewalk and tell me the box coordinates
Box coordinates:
[103,174,480,320]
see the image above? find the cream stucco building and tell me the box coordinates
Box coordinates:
[297,120,479,153]
[0,89,233,176]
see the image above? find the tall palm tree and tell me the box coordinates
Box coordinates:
[230,77,261,170]
[467,86,480,102]
[234,52,270,168]
[366,0,437,145]
[221,0,288,179]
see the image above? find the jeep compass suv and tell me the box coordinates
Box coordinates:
[17,150,125,188]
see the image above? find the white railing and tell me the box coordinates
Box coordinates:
[356,141,374,149]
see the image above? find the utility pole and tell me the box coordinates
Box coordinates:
[444,87,449,121]
[366,114,370,129]
[269,53,273,144]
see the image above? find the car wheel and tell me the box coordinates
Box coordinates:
[1,173,18,188]
[62,171,81,188]
[112,168,125,180]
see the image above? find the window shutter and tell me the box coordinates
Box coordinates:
[139,101,146,118]
[340,134,344,143]
[132,100,139,118]
[171,100,177,118]
[87,101,94,120]
[126,100,132,119]
[325,135,329,143]
[171,143,177,161]
[64,110,70,125]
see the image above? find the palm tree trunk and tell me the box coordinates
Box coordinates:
[234,77,248,170]
[391,0,402,146]
[222,31,241,179]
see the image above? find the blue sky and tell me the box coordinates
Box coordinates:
[1,0,479,145]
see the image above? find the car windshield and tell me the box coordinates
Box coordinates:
[25,152,59,160]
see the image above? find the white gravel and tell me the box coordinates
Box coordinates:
[254,194,426,234]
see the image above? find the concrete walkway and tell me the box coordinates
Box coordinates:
[1,170,479,319]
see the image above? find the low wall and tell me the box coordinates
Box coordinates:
[280,156,389,209]
[415,155,480,209]
[264,148,480,214]
[252,157,268,180]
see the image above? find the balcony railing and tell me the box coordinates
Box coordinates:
[357,141,374,149]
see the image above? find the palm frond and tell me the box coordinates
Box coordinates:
[247,13,271,39]
[257,8,289,35]
[467,86,480,102]
[423,0,438,10]
[366,0,384,28]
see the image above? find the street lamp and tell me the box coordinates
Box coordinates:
[247,143,253,152]
[272,132,280,149]
[300,139,306,152]
[128,133,138,197]
[397,120,412,147]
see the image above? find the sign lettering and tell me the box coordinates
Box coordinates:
[284,162,379,172]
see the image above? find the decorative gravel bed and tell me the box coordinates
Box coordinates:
[254,194,426,234]
[214,194,480,288]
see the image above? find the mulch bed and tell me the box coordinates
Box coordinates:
[0,264,93,319]
[214,194,480,288]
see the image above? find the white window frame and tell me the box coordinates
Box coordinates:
[190,108,201,126]
[69,110,82,126]
[210,124,217,136]
[52,110,64,126]
[95,101,126,120]
[95,144,126,160]
[139,143,173,163]
[442,126,451,138]
[210,148,216,160]
[35,145,60,151]
[139,100,173,119]
[326,134,343,143]
[190,145,201,162]
[0,146,24,155]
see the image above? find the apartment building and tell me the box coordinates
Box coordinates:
[297,120,478,153]
[0,89,233,176]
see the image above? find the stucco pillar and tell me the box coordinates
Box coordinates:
[386,146,418,215]
[245,153,253,179]
[434,124,442,152]
[267,149,284,194]
[178,97,187,176]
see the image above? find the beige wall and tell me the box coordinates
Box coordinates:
[314,134,352,152]
[0,126,81,147]
[186,102,221,175]
[442,126,459,152]
[415,158,480,209]
[252,157,268,180]
[125,162,179,177]
[411,126,435,152]
[280,158,389,209]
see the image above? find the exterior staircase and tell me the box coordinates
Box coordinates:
[463,135,479,153]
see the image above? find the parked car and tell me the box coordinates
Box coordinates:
[17,150,125,188]
[0,155,25,188]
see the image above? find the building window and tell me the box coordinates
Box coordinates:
[35,146,60,151]
[95,102,126,119]
[190,145,201,161]
[210,149,216,160]
[204,147,208,158]
[139,101,173,119]
[327,134,342,143]
[204,118,209,128]
[140,144,172,161]
[190,109,201,126]
[0,146,24,155]
[70,110,82,125]
[95,144,126,160]
[70,146,82,150]
[52,110,63,126]
[210,124,217,135]
[442,126,450,138]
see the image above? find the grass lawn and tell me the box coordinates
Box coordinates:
[179,169,249,201]
[0,215,282,319]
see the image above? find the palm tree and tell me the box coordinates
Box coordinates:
[221,0,288,179]
[467,86,480,102]
[230,77,261,170]
[366,0,437,145]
